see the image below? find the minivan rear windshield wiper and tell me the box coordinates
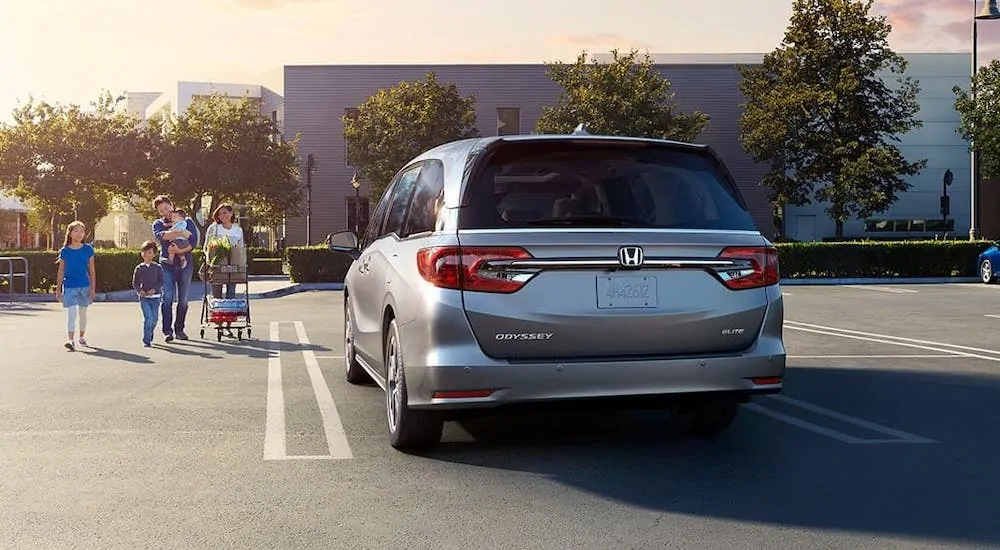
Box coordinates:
[523,216,652,227]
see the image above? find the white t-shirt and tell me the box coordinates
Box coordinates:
[209,223,244,245]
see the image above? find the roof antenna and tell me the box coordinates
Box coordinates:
[571,123,591,136]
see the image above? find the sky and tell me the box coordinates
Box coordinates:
[1,0,999,120]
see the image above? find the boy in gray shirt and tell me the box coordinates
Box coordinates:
[134,240,165,347]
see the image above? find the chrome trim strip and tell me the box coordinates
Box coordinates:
[497,258,738,269]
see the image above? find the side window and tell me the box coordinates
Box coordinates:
[382,165,422,237]
[401,160,444,238]
[360,180,395,250]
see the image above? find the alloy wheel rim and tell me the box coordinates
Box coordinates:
[344,300,353,373]
[386,332,401,433]
[984,261,992,282]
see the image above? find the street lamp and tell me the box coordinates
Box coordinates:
[969,0,1000,240]
[305,153,315,245]
[351,171,361,235]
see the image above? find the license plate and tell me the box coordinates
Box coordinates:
[596,275,658,309]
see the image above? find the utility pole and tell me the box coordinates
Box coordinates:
[306,153,314,245]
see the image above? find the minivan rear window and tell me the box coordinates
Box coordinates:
[458,141,757,231]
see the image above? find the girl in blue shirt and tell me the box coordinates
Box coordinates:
[56,221,97,351]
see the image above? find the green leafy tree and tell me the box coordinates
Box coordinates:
[535,48,709,142]
[954,59,1000,180]
[144,93,302,240]
[343,72,479,200]
[739,0,926,239]
[0,92,152,247]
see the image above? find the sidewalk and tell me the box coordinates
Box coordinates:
[0,275,343,303]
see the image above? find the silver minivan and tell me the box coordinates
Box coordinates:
[329,132,786,451]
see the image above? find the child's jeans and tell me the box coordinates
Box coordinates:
[140,297,159,345]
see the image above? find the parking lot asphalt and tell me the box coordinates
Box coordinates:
[2,284,999,549]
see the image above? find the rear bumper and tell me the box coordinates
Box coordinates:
[405,351,786,410]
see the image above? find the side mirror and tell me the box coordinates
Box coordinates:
[327,231,360,260]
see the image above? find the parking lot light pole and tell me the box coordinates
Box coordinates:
[970,0,1000,240]
[351,171,361,235]
[306,153,315,245]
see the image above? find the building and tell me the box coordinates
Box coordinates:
[278,52,973,245]
[782,53,971,241]
[93,81,285,248]
[0,193,34,249]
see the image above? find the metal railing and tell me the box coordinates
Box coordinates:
[0,256,29,296]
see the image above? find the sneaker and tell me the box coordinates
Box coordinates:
[175,332,189,341]
[78,338,88,347]
[64,340,75,351]
[164,334,174,343]
[143,342,151,348]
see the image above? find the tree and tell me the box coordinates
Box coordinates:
[144,93,302,240]
[0,92,152,247]
[343,72,479,200]
[739,0,927,239]
[535,49,709,142]
[954,59,1000,181]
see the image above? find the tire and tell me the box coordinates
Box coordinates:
[344,295,370,384]
[982,260,995,284]
[671,397,739,438]
[384,318,443,451]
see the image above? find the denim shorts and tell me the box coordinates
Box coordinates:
[62,286,92,308]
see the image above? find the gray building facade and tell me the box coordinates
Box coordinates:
[281,56,775,246]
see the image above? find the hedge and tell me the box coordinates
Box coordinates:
[284,246,351,283]
[0,240,993,292]
[774,240,990,278]
[0,246,286,293]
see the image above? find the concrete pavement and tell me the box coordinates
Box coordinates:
[2,286,1000,548]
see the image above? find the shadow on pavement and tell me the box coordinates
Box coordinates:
[424,366,1000,546]
[83,347,155,364]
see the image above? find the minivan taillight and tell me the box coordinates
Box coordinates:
[416,246,535,293]
[716,246,780,290]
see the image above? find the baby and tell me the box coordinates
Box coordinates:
[164,209,191,271]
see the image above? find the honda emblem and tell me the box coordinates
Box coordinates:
[617,246,644,267]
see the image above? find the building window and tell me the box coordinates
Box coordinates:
[864,218,955,233]
[344,107,360,165]
[346,195,370,235]
[497,107,520,136]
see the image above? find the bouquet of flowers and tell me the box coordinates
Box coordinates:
[205,236,232,267]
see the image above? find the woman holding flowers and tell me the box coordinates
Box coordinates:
[204,203,244,300]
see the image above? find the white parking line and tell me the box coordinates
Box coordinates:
[788,354,959,359]
[263,321,353,461]
[263,322,286,460]
[294,321,352,459]
[839,285,919,293]
[784,321,1000,362]
[747,395,938,444]
[984,314,1000,319]
[313,355,345,359]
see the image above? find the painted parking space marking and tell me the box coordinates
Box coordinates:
[784,321,1000,362]
[747,395,938,444]
[839,285,919,294]
[788,354,960,359]
[264,321,353,461]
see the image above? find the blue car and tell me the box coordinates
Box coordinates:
[978,243,1000,284]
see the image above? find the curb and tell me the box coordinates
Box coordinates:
[0,283,344,303]
[780,277,980,286]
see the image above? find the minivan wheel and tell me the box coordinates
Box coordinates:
[671,397,739,437]
[982,260,995,284]
[384,318,443,451]
[344,295,370,384]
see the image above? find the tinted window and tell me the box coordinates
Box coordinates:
[382,165,421,236]
[459,141,756,231]
[360,181,394,249]
[401,160,444,237]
